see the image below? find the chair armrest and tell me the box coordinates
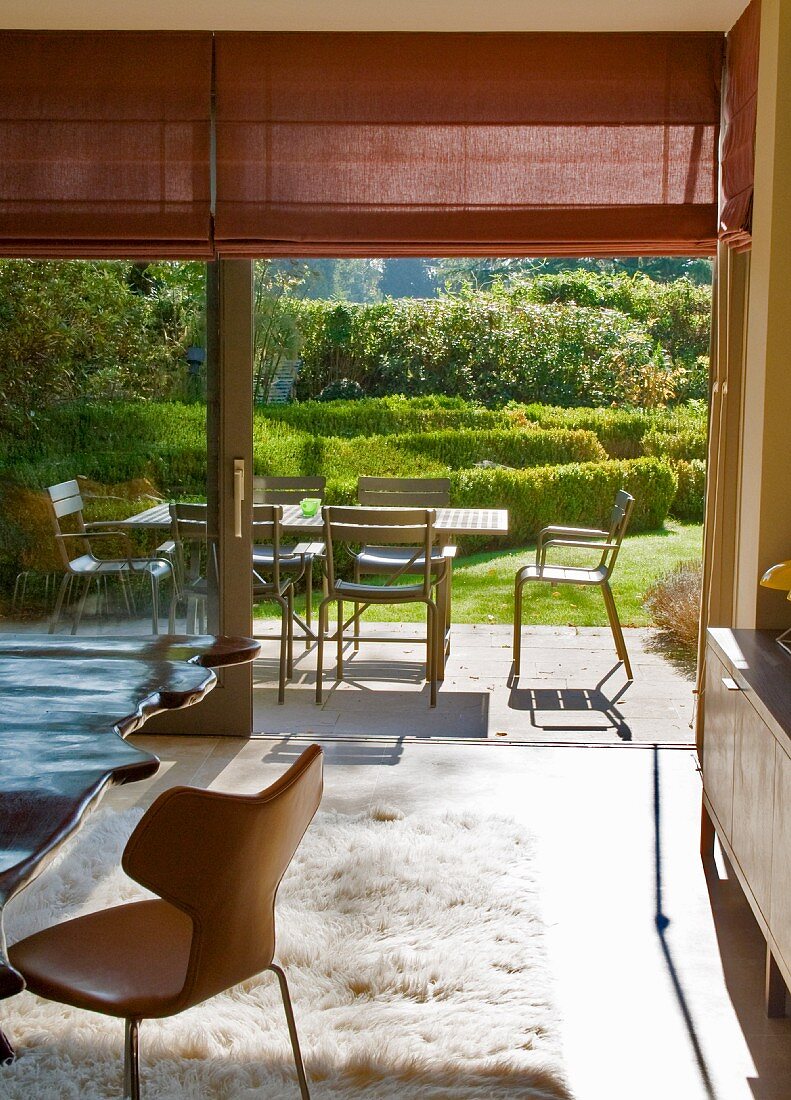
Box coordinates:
[536,525,609,563]
[538,538,618,569]
[85,519,133,529]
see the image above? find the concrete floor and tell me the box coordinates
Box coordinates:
[253,624,695,744]
[109,733,791,1100]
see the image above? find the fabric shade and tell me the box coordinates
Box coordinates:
[720,1,761,252]
[214,32,724,258]
[0,32,213,259]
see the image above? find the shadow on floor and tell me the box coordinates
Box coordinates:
[507,664,632,740]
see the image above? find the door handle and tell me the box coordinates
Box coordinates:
[233,458,245,539]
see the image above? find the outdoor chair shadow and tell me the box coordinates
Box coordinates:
[507,663,632,740]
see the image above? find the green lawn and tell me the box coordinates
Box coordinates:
[255,522,702,628]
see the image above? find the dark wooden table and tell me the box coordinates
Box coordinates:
[0,633,259,1062]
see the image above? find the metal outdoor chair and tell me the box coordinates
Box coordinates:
[252,476,326,643]
[9,744,324,1100]
[316,506,454,708]
[252,503,316,704]
[354,477,454,656]
[46,480,172,635]
[513,489,636,680]
[167,502,213,634]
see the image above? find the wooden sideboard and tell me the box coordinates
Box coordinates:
[703,628,791,1015]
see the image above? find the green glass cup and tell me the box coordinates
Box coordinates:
[300,497,321,517]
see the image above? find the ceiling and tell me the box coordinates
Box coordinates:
[0,0,748,32]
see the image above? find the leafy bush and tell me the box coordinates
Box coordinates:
[317,378,365,402]
[669,460,706,522]
[292,273,711,406]
[645,559,703,654]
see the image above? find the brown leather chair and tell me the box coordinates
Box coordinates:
[9,745,324,1100]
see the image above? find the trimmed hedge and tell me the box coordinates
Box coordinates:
[448,458,677,549]
[511,403,706,458]
[642,428,708,462]
[260,395,510,437]
[669,459,706,522]
[314,427,606,480]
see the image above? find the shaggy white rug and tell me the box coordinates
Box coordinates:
[0,803,570,1100]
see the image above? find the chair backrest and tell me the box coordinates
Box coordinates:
[46,480,88,568]
[357,476,450,508]
[600,490,635,577]
[122,744,324,1013]
[251,503,284,589]
[323,505,436,596]
[253,476,326,506]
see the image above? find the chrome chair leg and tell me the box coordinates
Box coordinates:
[124,1018,141,1100]
[268,965,311,1100]
[49,573,71,634]
[71,576,91,635]
[149,573,159,635]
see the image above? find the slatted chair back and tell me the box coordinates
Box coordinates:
[169,503,209,587]
[323,506,437,597]
[600,490,635,577]
[357,476,450,509]
[252,476,326,506]
[251,503,284,590]
[46,480,90,569]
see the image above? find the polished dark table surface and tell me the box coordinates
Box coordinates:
[0,633,259,1026]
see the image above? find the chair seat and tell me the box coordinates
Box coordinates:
[9,899,192,1019]
[335,578,428,601]
[519,564,607,585]
[355,545,447,574]
[68,555,171,580]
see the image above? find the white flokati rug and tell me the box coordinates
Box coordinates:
[0,804,570,1100]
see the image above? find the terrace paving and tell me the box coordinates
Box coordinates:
[253,624,695,744]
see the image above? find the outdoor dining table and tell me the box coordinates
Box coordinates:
[122,503,509,680]
[122,502,509,539]
[0,632,260,1064]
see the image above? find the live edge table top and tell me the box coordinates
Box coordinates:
[0,633,260,1006]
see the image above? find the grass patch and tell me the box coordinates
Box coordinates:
[254,521,703,628]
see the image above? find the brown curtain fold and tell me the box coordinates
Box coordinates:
[0,32,213,259]
[720,0,761,252]
[214,32,724,258]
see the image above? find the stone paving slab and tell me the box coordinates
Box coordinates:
[254,624,696,744]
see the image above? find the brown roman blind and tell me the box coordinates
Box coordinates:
[0,32,213,258]
[214,32,724,258]
[720,1,761,251]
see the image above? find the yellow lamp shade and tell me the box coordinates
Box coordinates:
[760,560,791,591]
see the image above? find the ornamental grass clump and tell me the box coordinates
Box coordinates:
[644,558,703,654]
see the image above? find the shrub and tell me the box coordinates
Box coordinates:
[262,395,509,437]
[317,378,365,402]
[643,428,707,461]
[510,403,707,458]
[645,559,703,654]
[669,459,706,522]
[292,275,712,406]
[450,458,677,549]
